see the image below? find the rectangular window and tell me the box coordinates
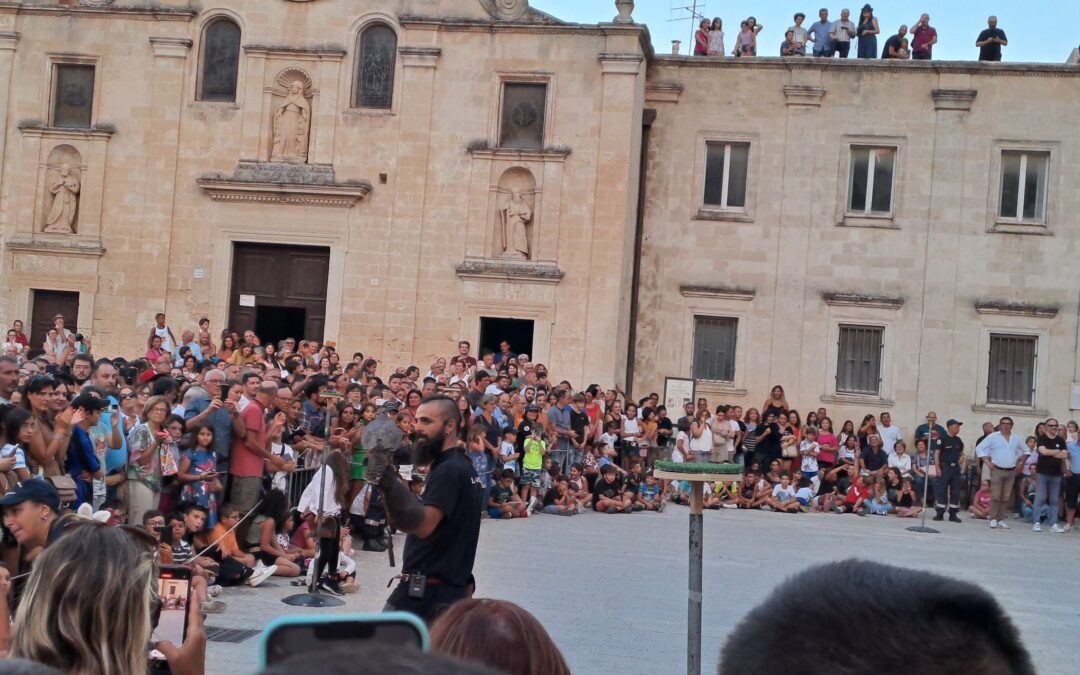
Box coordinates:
[987,334,1037,406]
[51,64,95,129]
[999,151,1049,224]
[848,146,896,215]
[692,316,737,382]
[703,142,749,209]
[836,324,883,395]
[499,83,547,150]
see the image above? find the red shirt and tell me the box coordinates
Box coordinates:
[230,399,266,477]
[911,25,936,54]
[13,332,28,347]
[450,355,477,370]
[844,483,868,504]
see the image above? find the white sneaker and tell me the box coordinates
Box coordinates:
[1051,523,1066,533]
[246,564,277,587]
[1062,523,1072,532]
[1033,522,1042,532]
[997,521,1010,529]
[200,599,226,614]
[989,519,998,529]
[206,584,223,598]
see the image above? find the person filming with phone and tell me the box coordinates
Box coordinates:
[365,395,482,624]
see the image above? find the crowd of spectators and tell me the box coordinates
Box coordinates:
[693,6,1008,61]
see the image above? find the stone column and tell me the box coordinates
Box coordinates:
[578,51,644,387]
[0,31,18,220]
[380,45,440,366]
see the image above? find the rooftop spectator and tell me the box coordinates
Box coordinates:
[856,4,880,58]
[828,8,857,58]
[911,13,937,60]
[977,15,1008,61]
[808,8,834,56]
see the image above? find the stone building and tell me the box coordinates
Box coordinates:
[2,0,1079,426]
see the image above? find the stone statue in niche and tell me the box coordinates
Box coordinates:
[500,189,533,259]
[44,163,80,234]
[271,80,311,162]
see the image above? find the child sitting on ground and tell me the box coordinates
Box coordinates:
[767,473,801,513]
[737,471,765,509]
[668,479,691,505]
[811,484,840,513]
[568,463,592,510]
[637,471,664,511]
[836,474,872,514]
[866,478,894,515]
[489,469,527,519]
[594,464,632,513]
[969,479,992,520]
[894,476,922,518]
[542,475,577,515]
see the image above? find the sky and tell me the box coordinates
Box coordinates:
[532,0,1080,63]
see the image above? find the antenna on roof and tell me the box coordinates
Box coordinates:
[669,0,707,54]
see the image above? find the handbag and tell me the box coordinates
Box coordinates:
[46,474,78,505]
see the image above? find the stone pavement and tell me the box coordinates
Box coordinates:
[207,508,1074,674]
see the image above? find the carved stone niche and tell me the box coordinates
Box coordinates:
[40,144,84,234]
[492,167,537,260]
[266,68,314,164]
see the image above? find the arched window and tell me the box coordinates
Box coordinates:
[355,24,397,109]
[198,18,241,102]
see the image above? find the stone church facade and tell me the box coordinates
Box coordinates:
[2,0,1079,425]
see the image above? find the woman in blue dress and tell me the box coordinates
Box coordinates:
[856,4,879,59]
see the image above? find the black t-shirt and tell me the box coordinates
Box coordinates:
[657,417,674,445]
[938,435,964,465]
[595,476,623,500]
[862,447,887,472]
[401,447,482,586]
[490,484,514,506]
[734,420,747,453]
[756,423,781,460]
[570,409,589,441]
[977,28,1006,61]
[542,489,560,507]
[1036,434,1065,476]
[882,33,902,58]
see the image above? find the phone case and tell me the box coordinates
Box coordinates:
[259,612,429,668]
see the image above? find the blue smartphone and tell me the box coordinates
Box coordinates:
[260,613,429,668]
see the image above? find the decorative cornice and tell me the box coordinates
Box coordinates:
[468,146,569,162]
[197,161,371,208]
[399,46,441,68]
[243,44,346,60]
[18,125,115,140]
[0,31,18,51]
[600,52,644,75]
[0,3,195,22]
[784,84,826,107]
[932,88,977,111]
[4,235,105,258]
[974,301,1058,318]
[679,285,755,301]
[823,292,904,309]
[651,55,1080,78]
[645,81,683,103]
[149,36,192,59]
[455,258,564,285]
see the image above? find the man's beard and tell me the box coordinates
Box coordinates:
[413,430,446,466]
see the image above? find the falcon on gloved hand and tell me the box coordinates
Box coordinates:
[362,402,404,485]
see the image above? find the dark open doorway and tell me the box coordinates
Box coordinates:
[479,317,534,360]
[256,306,307,349]
[30,290,80,346]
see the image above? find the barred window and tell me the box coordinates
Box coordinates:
[692,316,738,382]
[356,24,397,109]
[499,83,547,150]
[198,18,241,102]
[703,142,749,209]
[987,334,1037,406]
[836,324,883,395]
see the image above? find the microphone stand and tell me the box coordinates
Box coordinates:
[907,416,940,534]
[283,391,346,607]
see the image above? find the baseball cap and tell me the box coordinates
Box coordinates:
[70,393,110,413]
[946,419,963,427]
[525,404,540,412]
[0,480,62,512]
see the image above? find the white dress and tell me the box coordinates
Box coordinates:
[708,29,726,56]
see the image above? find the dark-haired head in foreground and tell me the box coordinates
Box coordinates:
[718,558,1034,675]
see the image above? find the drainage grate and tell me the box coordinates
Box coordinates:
[205,627,262,644]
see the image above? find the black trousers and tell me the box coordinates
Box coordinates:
[384,581,469,625]
[835,42,851,58]
[936,465,961,509]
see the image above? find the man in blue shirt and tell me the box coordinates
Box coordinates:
[89,360,127,476]
[174,329,205,366]
[547,389,575,475]
[808,8,834,57]
[184,368,245,486]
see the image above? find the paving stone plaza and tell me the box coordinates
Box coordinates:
[208,508,1073,674]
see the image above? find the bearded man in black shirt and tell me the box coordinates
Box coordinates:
[367,396,483,624]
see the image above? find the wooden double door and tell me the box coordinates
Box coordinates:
[228,243,330,346]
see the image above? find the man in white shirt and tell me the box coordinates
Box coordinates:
[828,7,857,58]
[975,416,1029,529]
[878,412,903,455]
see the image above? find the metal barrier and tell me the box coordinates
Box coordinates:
[285,465,318,509]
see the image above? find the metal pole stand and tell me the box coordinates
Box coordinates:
[283,392,346,607]
[687,480,703,675]
[907,420,940,534]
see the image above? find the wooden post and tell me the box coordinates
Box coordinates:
[687,480,704,675]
